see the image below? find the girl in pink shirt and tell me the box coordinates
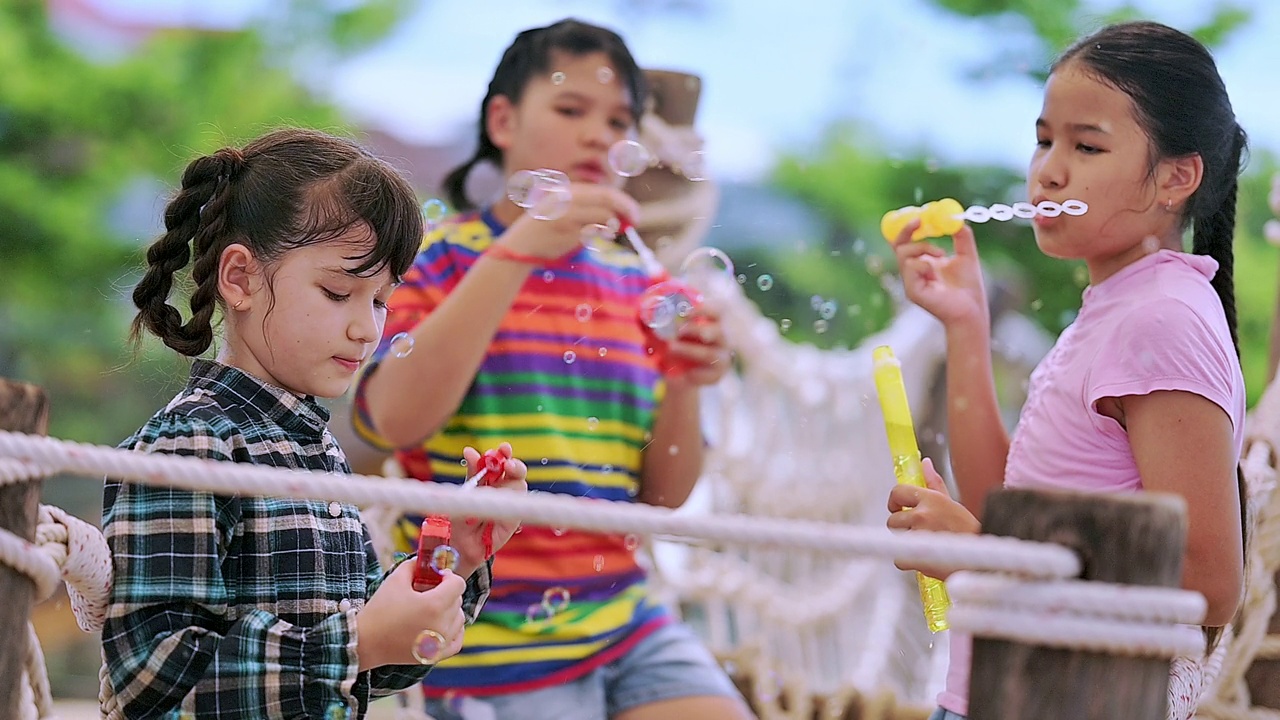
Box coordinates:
[885,21,1249,720]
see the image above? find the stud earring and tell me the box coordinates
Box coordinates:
[1165,199,1173,211]
[233,299,244,310]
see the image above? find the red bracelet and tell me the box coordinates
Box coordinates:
[486,244,550,265]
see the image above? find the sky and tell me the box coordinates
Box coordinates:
[84,0,1280,184]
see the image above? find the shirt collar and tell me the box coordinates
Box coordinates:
[187,359,330,437]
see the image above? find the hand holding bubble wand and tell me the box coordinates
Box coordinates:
[411,448,509,594]
[872,345,952,633]
[881,198,1089,243]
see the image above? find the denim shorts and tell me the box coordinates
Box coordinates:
[422,621,747,720]
[928,708,967,720]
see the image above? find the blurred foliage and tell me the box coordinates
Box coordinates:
[0,0,413,446]
[932,0,1251,82]
[757,1,1277,404]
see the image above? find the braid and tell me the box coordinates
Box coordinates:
[1190,129,1244,358]
[130,149,245,356]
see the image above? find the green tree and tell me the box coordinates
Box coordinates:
[0,0,413,445]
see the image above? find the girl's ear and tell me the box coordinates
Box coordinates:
[218,243,261,311]
[486,95,517,152]
[1159,153,1204,210]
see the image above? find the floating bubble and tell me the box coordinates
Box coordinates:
[668,444,679,455]
[865,255,885,274]
[779,318,792,332]
[563,350,577,364]
[575,304,593,322]
[580,223,614,252]
[680,246,735,284]
[598,347,607,357]
[540,457,549,465]
[681,150,707,182]
[506,169,568,208]
[819,300,837,320]
[1073,265,1090,287]
[608,139,652,178]
[422,198,447,228]
[587,416,599,430]
[602,463,613,473]
[756,274,774,291]
[736,273,746,284]
[814,319,829,334]
[326,703,350,720]
[1030,299,1044,311]
[542,586,571,613]
[810,295,822,310]
[429,545,460,574]
[624,534,640,550]
[543,271,555,283]
[852,239,867,255]
[1142,235,1161,253]
[529,184,572,221]
[593,555,606,572]
[389,332,415,358]
[411,629,445,664]
[638,282,700,342]
[552,527,566,536]
[525,603,553,623]
[551,71,566,85]
[597,66,614,84]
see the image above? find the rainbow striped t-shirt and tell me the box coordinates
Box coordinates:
[353,209,672,696]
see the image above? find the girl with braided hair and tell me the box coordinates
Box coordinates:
[104,128,527,719]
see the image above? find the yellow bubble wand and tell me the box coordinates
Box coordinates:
[872,345,952,633]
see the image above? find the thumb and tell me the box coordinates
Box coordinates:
[951,223,978,258]
[921,457,950,496]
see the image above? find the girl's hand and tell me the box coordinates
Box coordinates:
[666,301,732,387]
[356,561,467,670]
[452,443,528,576]
[891,220,988,329]
[500,183,641,260]
[885,457,981,580]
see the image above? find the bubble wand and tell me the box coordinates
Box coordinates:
[872,345,951,633]
[881,198,1088,243]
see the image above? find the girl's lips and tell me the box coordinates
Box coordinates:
[573,163,605,183]
[333,357,361,372]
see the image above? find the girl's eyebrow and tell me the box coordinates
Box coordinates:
[1036,117,1110,135]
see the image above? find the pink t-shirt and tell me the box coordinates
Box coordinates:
[938,250,1246,716]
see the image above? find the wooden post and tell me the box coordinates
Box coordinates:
[967,488,1187,720]
[0,380,50,720]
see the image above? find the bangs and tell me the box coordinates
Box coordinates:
[290,157,424,281]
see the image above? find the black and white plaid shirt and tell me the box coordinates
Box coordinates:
[103,359,491,719]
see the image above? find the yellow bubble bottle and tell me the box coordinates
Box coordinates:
[880,198,965,243]
[872,345,952,632]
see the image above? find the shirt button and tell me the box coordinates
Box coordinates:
[338,599,352,612]
[328,501,343,518]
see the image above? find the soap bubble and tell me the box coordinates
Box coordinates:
[506,169,567,208]
[422,198,447,229]
[542,586,571,613]
[608,139,652,178]
[597,66,614,84]
[679,247,735,284]
[551,71,565,85]
[563,350,577,364]
[389,333,415,358]
[756,274,774,291]
[575,304,593,322]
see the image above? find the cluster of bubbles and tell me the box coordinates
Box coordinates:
[525,585,573,624]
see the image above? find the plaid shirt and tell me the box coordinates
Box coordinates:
[102,359,491,719]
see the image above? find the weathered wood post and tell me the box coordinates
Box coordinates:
[968,488,1188,720]
[0,380,50,720]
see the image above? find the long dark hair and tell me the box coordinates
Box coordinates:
[130,128,423,356]
[1054,20,1248,654]
[441,18,647,211]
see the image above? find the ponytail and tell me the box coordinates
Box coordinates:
[130,148,245,356]
[1190,126,1247,358]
